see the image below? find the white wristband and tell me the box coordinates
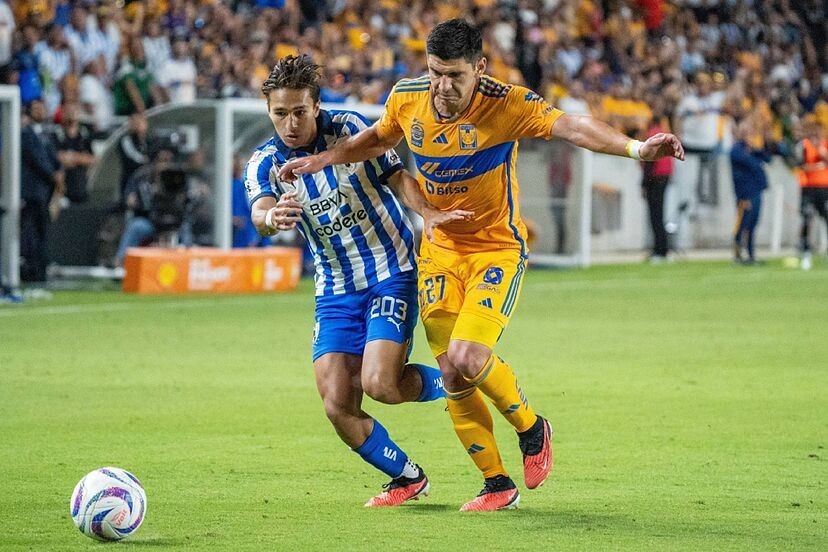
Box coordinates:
[264,207,279,230]
[626,139,643,161]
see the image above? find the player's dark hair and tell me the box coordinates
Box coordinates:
[261,55,322,103]
[426,19,483,63]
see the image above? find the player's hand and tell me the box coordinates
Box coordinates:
[640,133,685,162]
[267,191,303,231]
[422,208,475,242]
[278,155,325,182]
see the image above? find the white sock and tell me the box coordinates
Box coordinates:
[400,459,419,479]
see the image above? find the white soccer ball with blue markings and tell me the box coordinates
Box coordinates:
[70,467,147,541]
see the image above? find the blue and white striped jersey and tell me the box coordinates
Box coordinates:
[244,109,415,297]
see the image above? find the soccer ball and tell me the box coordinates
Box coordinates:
[70,467,147,541]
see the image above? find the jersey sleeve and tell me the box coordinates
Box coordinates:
[339,111,404,182]
[243,149,278,207]
[375,86,404,143]
[504,86,565,141]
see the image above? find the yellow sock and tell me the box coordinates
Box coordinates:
[445,387,506,479]
[467,355,537,433]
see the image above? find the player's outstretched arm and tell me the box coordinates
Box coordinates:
[279,124,404,182]
[551,113,685,162]
[251,193,303,236]
[386,170,474,242]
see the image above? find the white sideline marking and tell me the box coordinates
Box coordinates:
[529,270,805,291]
[0,294,302,318]
[0,270,815,317]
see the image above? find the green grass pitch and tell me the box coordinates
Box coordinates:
[1,260,826,550]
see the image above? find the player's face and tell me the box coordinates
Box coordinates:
[427,54,486,117]
[267,88,320,149]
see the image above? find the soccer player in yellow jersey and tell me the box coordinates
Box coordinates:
[280,19,684,512]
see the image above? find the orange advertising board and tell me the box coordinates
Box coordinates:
[123,247,302,294]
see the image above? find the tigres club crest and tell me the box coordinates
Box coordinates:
[459,124,477,150]
[411,121,425,148]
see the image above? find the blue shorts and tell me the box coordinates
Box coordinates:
[312,271,419,361]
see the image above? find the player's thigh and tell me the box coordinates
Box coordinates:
[417,251,464,357]
[362,271,418,378]
[312,294,368,361]
[452,251,527,350]
[361,339,409,386]
[313,352,364,414]
[364,270,419,345]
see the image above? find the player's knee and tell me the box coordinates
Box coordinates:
[446,341,489,379]
[440,368,468,393]
[322,398,351,427]
[361,372,402,405]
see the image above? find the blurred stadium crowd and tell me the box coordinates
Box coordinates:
[0,0,827,284]
[2,0,826,138]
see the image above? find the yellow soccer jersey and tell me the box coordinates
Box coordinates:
[376,75,564,254]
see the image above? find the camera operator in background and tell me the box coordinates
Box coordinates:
[118,113,151,205]
[114,149,191,266]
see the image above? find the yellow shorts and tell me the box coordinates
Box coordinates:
[417,242,526,357]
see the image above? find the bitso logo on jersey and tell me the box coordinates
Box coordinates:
[459,125,477,150]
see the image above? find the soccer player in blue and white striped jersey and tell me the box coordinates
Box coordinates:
[245,55,472,507]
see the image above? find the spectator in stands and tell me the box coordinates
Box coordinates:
[112,36,167,116]
[557,80,591,117]
[63,5,105,73]
[35,23,72,115]
[94,4,121,75]
[674,72,729,205]
[0,0,14,70]
[12,23,42,105]
[78,58,114,131]
[730,121,771,265]
[20,99,62,283]
[53,101,95,205]
[142,18,171,80]
[641,98,674,263]
[157,34,197,104]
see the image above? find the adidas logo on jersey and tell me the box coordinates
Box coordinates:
[478,298,493,309]
[432,132,448,144]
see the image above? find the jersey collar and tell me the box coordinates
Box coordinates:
[273,110,335,158]
[430,81,480,124]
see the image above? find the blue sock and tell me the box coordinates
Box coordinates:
[411,363,445,402]
[354,419,408,478]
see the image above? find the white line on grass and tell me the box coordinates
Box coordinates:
[0,269,816,317]
[524,269,815,291]
[0,294,304,318]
